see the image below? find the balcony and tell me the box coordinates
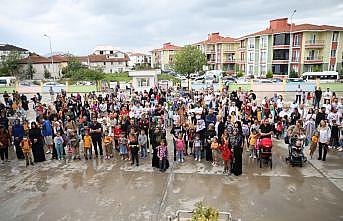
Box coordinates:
[272,59,289,64]
[305,40,325,48]
[223,48,235,53]
[207,59,216,64]
[304,56,323,63]
[223,58,235,63]
[206,49,216,54]
[291,57,300,63]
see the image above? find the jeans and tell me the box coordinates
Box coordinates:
[0,146,8,161]
[314,98,320,109]
[318,142,328,160]
[92,137,103,156]
[159,157,167,171]
[194,148,201,159]
[55,144,63,159]
[140,145,147,158]
[176,150,184,161]
[296,95,301,104]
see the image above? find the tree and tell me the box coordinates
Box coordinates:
[172,45,207,89]
[289,70,298,78]
[44,66,51,79]
[236,71,244,78]
[26,60,35,79]
[0,51,21,77]
[266,71,273,78]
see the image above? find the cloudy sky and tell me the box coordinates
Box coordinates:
[1,0,342,55]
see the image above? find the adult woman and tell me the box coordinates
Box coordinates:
[304,108,316,145]
[12,119,24,159]
[0,126,11,163]
[231,123,243,176]
[317,120,331,161]
[204,123,216,162]
[29,122,46,163]
[151,127,162,168]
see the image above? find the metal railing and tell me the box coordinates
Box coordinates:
[305,40,325,44]
[305,56,323,61]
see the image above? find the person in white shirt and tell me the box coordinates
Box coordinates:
[317,120,331,161]
[323,88,332,104]
[295,84,302,104]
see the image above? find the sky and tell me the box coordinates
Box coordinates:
[1,0,343,56]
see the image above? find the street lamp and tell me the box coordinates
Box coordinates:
[288,9,296,77]
[44,34,54,79]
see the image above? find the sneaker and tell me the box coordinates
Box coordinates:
[195,157,198,161]
[198,158,201,162]
[85,157,88,160]
[181,159,184,163]
[6,159,10,162]
[249,155,253,158]
[1,160,4,164]
[30,162,34,165]
[178,159,181,163]
[46,150,51,154]
[337,147,343,152]
[253,156,257,159]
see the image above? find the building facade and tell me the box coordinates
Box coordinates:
[0,44,29,62]
[77,52,130,73]
[19,53,67,79]
[194,33,239,74]
[237,18,343,78]
[151,42,181,71]
[127,52,151,68]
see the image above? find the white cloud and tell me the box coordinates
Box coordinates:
[0,0,342,55]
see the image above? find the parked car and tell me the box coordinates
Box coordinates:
[236,77,250,84]
[43,82,65,87]
[270,78,283,83]
[287,78,304,83]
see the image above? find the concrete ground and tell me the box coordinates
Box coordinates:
[0,135,342,221]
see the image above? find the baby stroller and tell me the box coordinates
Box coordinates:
[286,134,307,167]
[257,137,273,169]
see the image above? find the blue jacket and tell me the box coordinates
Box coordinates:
[12,124,24,138]
[205,114,216,125]
[42,120,53,136]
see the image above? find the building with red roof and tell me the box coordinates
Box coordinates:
[151,42,181,71]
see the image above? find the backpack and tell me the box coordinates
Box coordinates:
[176,139,185,150]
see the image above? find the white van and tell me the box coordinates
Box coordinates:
[0,77,16,87]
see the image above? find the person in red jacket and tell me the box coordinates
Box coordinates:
[113,125,123,151]
[220,135,232,175]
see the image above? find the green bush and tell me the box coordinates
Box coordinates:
[191,202,219,221]
[158,73,180,84]
[236,71,243,78]
[266,71,273,78]
[289,70,298,78]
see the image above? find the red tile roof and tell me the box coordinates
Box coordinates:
[152,42,181,51]
[129,52,146,56]
[239,18,343,39]
[76,54,129,63]
[19,53,53,64]
[195,33,236,45]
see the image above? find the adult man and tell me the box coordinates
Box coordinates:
[89,118,103,158]
[314,87,322,109]
[259,119,273,139]
[41,116,53,155]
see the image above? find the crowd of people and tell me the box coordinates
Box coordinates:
[0,85,342,176]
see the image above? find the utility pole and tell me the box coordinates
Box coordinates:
[44,34,54,79]
[288,10,296,77]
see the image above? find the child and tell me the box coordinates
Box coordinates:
[242,124,250,149]
[54,132,64,160]
[275,119,283,139]
[103,130,113,160]
[138,130,147,159]
[69,130,80,160]
[175,133,185,163]
[309,131,319,159]
[193,133,202,162]
[128,133,139,166]
[211,136,219,166]
[21,136,33,166]
[157,139,168,172]
[83,131,92,160]
[119,133,128,160]
[220,137,231,175]
[113,125,122,151]
[249,129,258,159]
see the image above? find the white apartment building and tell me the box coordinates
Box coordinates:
[0,44,29,62]
[127,52,151,68]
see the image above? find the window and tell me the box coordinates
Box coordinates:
[260,65,266,75]
[240,40,245,48]
[329,64,335,71]
[332,32,339,42]
[103,62,106,65]
[248,65,253,75]
[260,36,267,48]
[273,33,290,45]
[293,34,300,46]
[241,52,245,61]
[248,52,254,62]
[111,62,113,65]
[273,49,289,60]
[110,51,113,54]
[293,50,300,62]
[248,38,255,49]
[100,51,104,55]
[260,51,266,63]
[110,69,112,73]
[137,78,149,87]
[331,49,336,57]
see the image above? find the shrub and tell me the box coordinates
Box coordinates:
[236,71,244,78]
[191,202,219,221]
[266,71,273,78]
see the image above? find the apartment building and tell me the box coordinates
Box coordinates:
[237,18,343,77]
[0,44,29,62]
[127,52,151,68]
[194,33,239,74]
[151,42,181,71]
[19,53,68,79]
[77,51,130,73]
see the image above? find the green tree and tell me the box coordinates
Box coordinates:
[44,66,51,79]
[26,60,35,79]
[172,45,207,89]
[236,71,244,78]
[0,51,21,77]
[266,71,273,78]
[289,70,298,78]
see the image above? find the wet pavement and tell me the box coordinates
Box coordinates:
[1,136,343,221]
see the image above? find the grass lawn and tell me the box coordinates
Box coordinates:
[104,72,132,82]
[0,87,15,93]
[67,85,97,93]
[320,83,343,92]
[228,84,251,91]
[158,74,180,84]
